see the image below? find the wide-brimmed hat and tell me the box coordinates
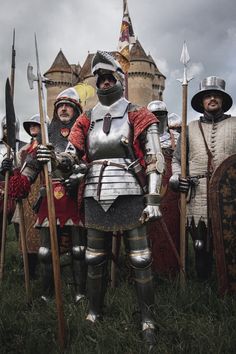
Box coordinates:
[191,76,233,113]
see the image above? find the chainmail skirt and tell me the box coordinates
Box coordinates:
[84,195,144,232]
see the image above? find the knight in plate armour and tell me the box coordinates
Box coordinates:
[4,88,87,303]
[168,112,182,148]
[147,101,180,276]
[0,116,25,251]
[69,51,165,346]
[169,76,235,280]
[11,114,46,279]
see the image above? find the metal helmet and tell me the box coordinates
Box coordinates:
[168,113,182,129]
[191,76,233,113]
[54,87,83,118]
[91,50,124,105]
[147,100,168,114]
[23,114,50,137]
[147,100,168,135]
[0,115,20,141]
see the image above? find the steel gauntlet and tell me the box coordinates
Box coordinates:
[169,174,190,193]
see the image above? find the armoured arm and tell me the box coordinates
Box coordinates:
[140,123,164,223]
[21,157,41,183]
[58,143,86,191]
[7,157,41,199]
[0,158,13,176]
[64,162,88,192]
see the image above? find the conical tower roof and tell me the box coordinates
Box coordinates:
[130,39,149,61]
[44,49,73,75]
[79,53,94,80]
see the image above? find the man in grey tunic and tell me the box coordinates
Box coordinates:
[170,76,235,279]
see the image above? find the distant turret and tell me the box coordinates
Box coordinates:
[44,50,80,118]
[128,40,165,105]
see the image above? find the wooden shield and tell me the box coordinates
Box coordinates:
[209,154,236,296]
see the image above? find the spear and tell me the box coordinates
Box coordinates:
[27,34,66,350]
[0,79,12,282]
[10,29,16,96]
[0,30,16,282]
[178,42,192,288]
[0,32,31,302]
[11,29,30,302]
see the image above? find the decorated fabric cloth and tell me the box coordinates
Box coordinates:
[149,150,180,276]
[0,181,16,214]
[12,177,41,253]
[36,180,80,227]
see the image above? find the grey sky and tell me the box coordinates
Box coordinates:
[0,0,235,142]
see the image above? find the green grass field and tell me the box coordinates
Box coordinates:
[0,227,236,354]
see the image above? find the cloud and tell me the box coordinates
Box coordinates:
[0,0,235,138]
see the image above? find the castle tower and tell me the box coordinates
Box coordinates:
[44,50,80,119]
[128,40,165,105]
[45,41,165,114]
[148,54,165,101]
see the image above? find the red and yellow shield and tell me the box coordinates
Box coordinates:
[54,184,65,200]
[60,128,70,138]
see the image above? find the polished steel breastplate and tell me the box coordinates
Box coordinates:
[85,98,142,211]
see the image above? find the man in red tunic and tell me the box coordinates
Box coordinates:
[4,88,87,302]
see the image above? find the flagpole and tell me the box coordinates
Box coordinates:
[124,73,129,99]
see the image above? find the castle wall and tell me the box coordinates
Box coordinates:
[152,74,165,101]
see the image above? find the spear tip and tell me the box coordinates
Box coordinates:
[180,41,190,65]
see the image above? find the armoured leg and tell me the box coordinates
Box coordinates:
[190,219,213,280]
[71,226,87,303]
[38,228,53,300]
[28,253,38,280]
[125,225,156,346]
[85,228,111,322]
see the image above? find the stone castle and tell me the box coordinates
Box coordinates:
[44,39,166,118]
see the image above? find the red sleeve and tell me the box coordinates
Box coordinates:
[128,107,159,143]
[69,112,90,155]
[128,107,159,167]
[8,169,31,199]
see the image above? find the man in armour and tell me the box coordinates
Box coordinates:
[5,88,87,302]
[11,114,44,279]
[68,51,164,345]
[168,113,182,148]
[169,76,235,279]
[147,101,180,276]
[0,116,25,250]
